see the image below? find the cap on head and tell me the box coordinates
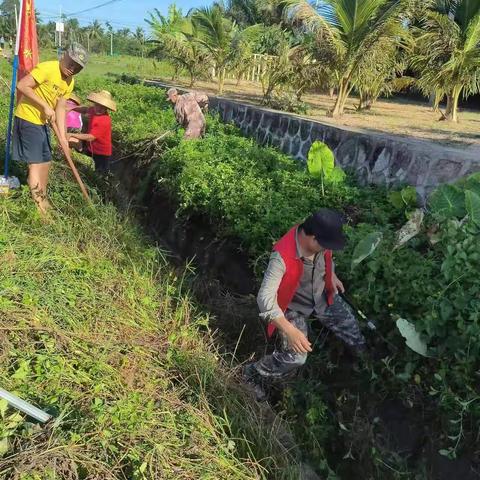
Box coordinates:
[67,43,88,68]
[302,208,346,251]
[167,88,178,100]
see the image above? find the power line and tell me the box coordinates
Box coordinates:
[67,0,125,17]
[38,11,144,30]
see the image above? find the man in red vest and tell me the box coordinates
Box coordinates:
[244,209,366,400]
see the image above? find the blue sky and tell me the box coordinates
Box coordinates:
[35,0,210,32]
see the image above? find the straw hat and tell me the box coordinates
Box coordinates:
[68,93,82,105]
[87,90,117,111]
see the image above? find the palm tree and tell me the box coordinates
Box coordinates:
[149,16,210,86]
[65,18,80,44]
[220,0,283,26]
[146,5,185,35]
[147,6,192,80]
[411,0,480,122]
[281,0,417,116]
[192,5,237,93]
[86,20,104,52]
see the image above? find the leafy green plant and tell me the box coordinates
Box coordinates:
[350,231,383,270]
[388,185,418,213]
[396,317,428,356]
[307,141,345,196]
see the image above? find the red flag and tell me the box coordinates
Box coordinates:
[18,0,39,77]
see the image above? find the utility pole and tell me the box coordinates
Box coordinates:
[14,3,18,30]
[110,32,113,56]
[59,6,62,49]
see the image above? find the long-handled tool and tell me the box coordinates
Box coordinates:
[0,387,51,423]
[339,292,377,331]
[340,292,400,355]
[50,122,91,203]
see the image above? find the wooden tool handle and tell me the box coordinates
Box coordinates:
[50,122,91,203]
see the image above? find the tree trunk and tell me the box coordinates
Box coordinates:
[329,82,345,117]
[441,87,462,122]
[218,68,225,94]
[329,87,335,98]
[358,91,375,111]
[433,90,442,112]
[189,69,195,87]
[296,87,304,102]
[329,77,350,117]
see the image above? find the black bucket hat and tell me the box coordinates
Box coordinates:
[302,208,346,250]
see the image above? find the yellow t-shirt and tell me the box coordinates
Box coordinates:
[15,60,74,125]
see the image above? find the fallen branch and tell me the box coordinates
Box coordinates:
[111,130,174,165]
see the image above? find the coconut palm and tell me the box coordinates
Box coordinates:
[411,0,480,122]
[353,35,413,110]
[150,16,210,86]
[192,5,237,93]
[146,5,185,35]
[280,0,417,116]
[65,18,80,44]
[84,20,104,52]
[220,0,283,26]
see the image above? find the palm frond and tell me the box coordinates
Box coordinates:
[464,10,480,50]
[455,0,480,31]
[279,0,339,39]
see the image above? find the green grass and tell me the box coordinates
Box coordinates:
[0,72,300,479]
[76,54,174,80]
[0,51,174,83]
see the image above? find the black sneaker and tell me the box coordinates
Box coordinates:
[242,363,268,402]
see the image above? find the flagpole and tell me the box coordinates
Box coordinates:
[3,0,24,179]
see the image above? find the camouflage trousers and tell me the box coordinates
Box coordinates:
[184,119,205,139]
[254,295,366,379]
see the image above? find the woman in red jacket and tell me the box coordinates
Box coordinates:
[68,90,116,173]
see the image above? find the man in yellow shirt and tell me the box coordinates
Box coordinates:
[13,43,88,214]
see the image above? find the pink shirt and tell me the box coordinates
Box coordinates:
[66,100,82,130]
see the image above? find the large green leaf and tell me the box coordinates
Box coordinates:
[395,208,424,248]
[388,186,417,210]
[428,184,466,219]
[307,141,334,179]
[329,166,346,184]
[351,231,383,270]
[465,190,480,226]
[396,318,428,357]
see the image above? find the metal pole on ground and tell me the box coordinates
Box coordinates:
[0,387,51,423]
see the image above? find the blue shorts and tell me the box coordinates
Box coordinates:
[12,117,52,164]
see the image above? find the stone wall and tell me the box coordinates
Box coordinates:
[146,81,480,200]
[210,98,480,200]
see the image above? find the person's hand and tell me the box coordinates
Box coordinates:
[284,324,312,354]
[43,106,56,123]
[332,272,345,294]
[57,136,70,154]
